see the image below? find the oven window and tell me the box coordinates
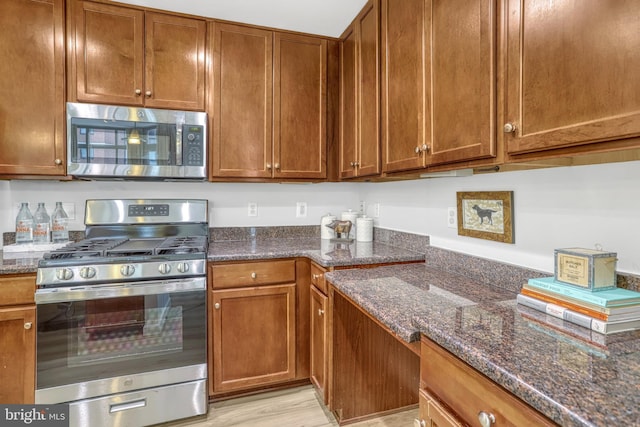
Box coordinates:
[36,290,205,389]
[69,118,176,166]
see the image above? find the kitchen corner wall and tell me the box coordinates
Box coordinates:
[3,159,640,276]
[359,160,640,276]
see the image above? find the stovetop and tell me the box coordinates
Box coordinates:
[42,236,208,262]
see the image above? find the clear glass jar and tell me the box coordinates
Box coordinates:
[15,202,34,244]
[51,202,69,243]
[33,202,51,244]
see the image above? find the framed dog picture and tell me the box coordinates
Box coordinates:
[456,191,514,243]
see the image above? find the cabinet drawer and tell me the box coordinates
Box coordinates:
[310,262,327,294]
[211,260,295,289]
[421,337,556,427]
[0,275,36,307]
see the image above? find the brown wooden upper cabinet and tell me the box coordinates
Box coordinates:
[339,0,381,179]
[211,23,327,180]
[503,0,640,156]
[381,0,496,174]
[0,0,65,176]
[68,0,206,111]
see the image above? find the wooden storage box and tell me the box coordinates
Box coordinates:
[554,248,617,291]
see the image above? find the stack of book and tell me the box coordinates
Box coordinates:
[517,277,640,334]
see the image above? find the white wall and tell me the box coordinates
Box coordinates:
[359,160,640,276]
[4,160,639,276]
[4,180,359,231]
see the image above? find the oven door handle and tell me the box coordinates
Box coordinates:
[35,277,206,304]
[109,398,147,413]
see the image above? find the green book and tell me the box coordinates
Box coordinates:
[527,277,640,307]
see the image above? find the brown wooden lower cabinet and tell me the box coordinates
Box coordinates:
[310,285,328,401]
[209,259,308,397]
[420,336,557,426]
[0,274,36,404]
[330,287,419,424]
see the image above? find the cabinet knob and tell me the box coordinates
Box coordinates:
[421,144,429,152]
[266,163,272,170]
[312,273,321,280]
[24,322,32,330]
[251,272,257,279]
[135,89,142,95]
[350,161,355,167]
[54,158,62,165]
[478,411,496,427]
[318,309,325,316]
[503,123,517,133]
[414,146,421,154]
[214,303,221,310]
[413,419,426,427]
[145,90,152,97]
[274,163,280,170]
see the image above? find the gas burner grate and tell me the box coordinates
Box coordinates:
[155,236,207,255]
[43,238,129,260]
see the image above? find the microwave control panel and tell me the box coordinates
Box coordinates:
[183,125,205,166]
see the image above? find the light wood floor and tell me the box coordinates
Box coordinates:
[160,385,418,427]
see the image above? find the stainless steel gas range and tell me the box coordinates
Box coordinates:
[35,199,209,427]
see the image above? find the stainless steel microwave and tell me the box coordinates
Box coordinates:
[66,102,207,180]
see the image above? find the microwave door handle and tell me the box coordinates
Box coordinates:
[176,126,183,166]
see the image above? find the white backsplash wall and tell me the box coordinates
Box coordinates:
[359,160,640,276]
[5,181,360,233]
[4,160,640,276]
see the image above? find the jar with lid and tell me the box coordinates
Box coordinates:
[51,202,69,243]
[33,202,51,244]
[15,202,34,244]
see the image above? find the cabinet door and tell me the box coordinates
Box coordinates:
[0,0,65,176]
[310,285,328,402]
[339,25,358,179]
[145,12,206,111]
[274,33,327,179]
[418,389,464,427]
[356,0,381,178]
[426,0,496,166]
[0,306,36,404]
[211,284,296,392]
[211,23,273,178]
[72,1,145,105]
[505,1,640,155]
[381,0,428,173]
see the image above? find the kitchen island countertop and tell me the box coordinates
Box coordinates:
[325,263,640,427]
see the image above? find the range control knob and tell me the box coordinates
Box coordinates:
[79,267,96,279]
[177,262,190,273]
[120,265,136,277]
[56,268,74,280]
[158,263,172,274]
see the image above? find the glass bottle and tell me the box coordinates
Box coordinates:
[15,202,34,244]
[51,202,69,243]
[33,202,51,244]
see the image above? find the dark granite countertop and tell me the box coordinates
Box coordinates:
[0,251,41,274]
[207,238,425,267]
[0,237,424,276]
[325,263,640,427]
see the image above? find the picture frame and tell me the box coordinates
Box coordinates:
[456,191,514,243]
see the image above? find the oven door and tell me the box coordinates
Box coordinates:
[35,277,207,404]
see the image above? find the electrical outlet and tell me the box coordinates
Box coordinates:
[447,207,457,229]
[359,200,366,214]
[374,203,380,218]
[296,202,307,218]
[248,202,258,217]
